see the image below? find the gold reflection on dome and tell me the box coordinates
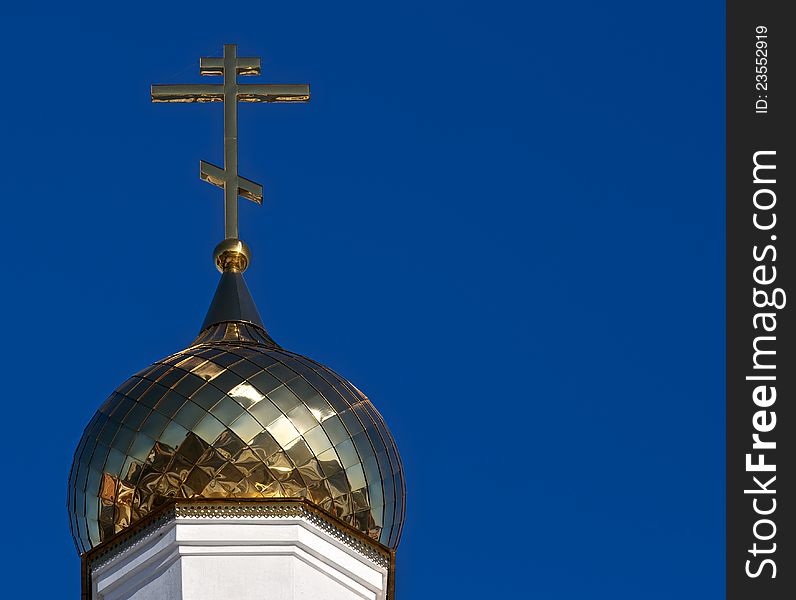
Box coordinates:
[229,382,265,405]
[67,324,405,554]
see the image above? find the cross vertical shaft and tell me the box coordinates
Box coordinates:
[223,44,239,239]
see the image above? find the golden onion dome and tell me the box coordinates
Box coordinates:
[67,248,406,552]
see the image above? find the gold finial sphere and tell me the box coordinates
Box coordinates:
[214,238,251,273]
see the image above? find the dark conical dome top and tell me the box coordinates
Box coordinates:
[67,243,406,553]
[201,271,265,330]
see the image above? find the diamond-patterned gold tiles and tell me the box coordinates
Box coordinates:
[68,328,405,553]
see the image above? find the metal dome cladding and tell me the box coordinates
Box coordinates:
[68,323,405,553]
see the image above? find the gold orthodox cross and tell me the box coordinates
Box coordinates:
[152,44,310,240]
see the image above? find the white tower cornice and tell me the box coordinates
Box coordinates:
[82,499,396,600]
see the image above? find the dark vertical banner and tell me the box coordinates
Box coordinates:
[727,1,795,598]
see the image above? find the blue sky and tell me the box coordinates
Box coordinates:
[0,1,724,597]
